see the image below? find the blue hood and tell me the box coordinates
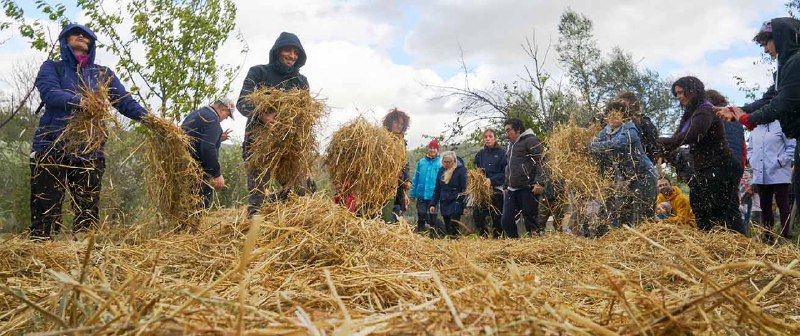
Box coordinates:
[58,24,98,67]
[268,32,307,75]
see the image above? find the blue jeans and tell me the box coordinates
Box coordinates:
[501,188,540,238]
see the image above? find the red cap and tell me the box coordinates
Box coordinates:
[427,139,439,150]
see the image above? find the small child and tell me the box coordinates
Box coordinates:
[656,202,673,220]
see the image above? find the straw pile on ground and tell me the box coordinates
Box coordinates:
[325,117,406,215]
[141,113,203,230]
[463,168,493,209]
[1,194,799,334]
[57,72,120,155]
[244,87,327,186]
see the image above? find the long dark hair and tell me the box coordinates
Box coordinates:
[671,76,707,125]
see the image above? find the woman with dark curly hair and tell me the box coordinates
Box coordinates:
[382,108,412,222]
[657,76,745,234]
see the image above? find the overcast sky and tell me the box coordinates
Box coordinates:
[0,0,788,148]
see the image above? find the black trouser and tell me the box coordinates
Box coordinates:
[757,183,791,238]
[473,189,503,237]
[501,188,540,238]
[442,214,461,237]
[415,199,438,232]
[247,167,270,217]
[201,180,214,209]
[689,159,745,234]
[30,153,105,238]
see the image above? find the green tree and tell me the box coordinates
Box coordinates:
[557,9,676,132]
[557,8,602,114]
[78,0,243,120]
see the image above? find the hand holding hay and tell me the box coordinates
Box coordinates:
[58,71,120,155]
[463,168,494,209]
[141,113,204,230]
[244,87,327,187]
[325,117,406,216]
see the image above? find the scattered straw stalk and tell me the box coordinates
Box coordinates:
[325,117,406,215]
[1,195,799,334]
[244,87,327,186]
[58,70,120,155]
[142,113,203,229]
[463,168,493,209]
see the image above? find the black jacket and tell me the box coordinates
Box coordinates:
[745,17,800,138]
[181,106,222,177]
[474,146,507,188]
[634,116,659,161]
[237,32,310,159]
[504,129,544,189]
[659,102,734,171]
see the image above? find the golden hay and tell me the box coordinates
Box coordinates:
[1,196,799,334]
[547,121,615,230]
[57,71,120,155]
[141,113,204,230]
[324,117,406,215]
[244,87,327,186]
[463,168,493,209]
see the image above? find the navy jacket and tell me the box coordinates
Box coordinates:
[237,32,309,160]
[181,106,223,178]
[431,160,467,217]
[744,17,800,138]
[33,24,147,159]
[474,146,507,188]
[724,121,745,168]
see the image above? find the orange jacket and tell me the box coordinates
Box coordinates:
[656,186,695,226]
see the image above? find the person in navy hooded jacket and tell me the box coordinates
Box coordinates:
[30,24,149,240]
[429,151,467,237]
[237,32,310,217]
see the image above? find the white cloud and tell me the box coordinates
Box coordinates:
[0,0,793,149]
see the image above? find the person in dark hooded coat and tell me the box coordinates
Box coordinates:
[717,17,800,239]
[236,32,310,217]
[30,24,149,240]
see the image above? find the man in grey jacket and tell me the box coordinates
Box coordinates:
[501,118,545,238]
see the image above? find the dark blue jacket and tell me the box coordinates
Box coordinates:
[33,24,147,160]
[431,159,467,217]
[237,32,309,160]
[181,106,222,178]
[474,146,507,188]
[724,121,745,168]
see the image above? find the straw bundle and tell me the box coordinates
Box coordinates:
[141,113,203,230]
[463,168,493,209]
[58,72,120,155]
[547,121,615,231]
[324,117,406,215]
[2,196,800,334]
[244,87,327,186]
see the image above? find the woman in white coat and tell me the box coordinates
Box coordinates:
[748,120,796,239]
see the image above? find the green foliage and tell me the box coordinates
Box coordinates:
[557,11,677,133]
[214,143,248,208]
[77,0,242,121]
[1,0,69,55]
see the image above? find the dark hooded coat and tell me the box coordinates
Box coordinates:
[236,32,309,160]
[744,17,800,138]
[33,24,147,160]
